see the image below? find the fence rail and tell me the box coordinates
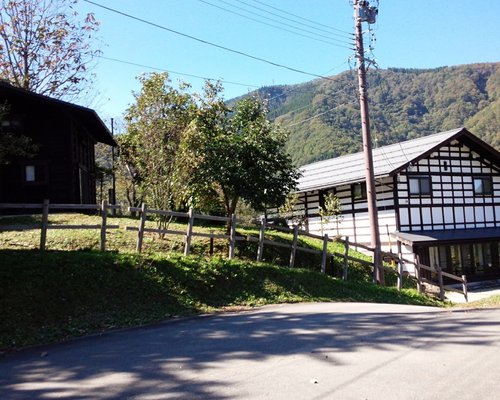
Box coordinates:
[0,200,119,251]
[400,257,468,302]
[0,200,469,301]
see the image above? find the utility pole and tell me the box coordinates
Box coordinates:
[353,0,384,284]
[110,118,117,215]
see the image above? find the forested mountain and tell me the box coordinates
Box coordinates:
[236,63,499,167]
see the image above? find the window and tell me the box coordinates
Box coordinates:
[408,176,431,195]
[352,182,367,200]
[473,177,493,195]
[429,242,500,275]
[24,164,47,184]
[25,166,36,182]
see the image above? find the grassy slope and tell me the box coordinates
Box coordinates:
[0,250,441,351]
[0,213,457,351]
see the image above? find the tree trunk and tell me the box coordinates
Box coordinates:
[224,195,239,234]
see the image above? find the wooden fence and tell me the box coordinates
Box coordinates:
[126,205,239,258]
[0,200,120,251]
[0,201,468,301]
[402,256,468,302]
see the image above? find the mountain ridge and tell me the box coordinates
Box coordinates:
[234,62,500,166]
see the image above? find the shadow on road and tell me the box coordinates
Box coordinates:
[1,304,499,399]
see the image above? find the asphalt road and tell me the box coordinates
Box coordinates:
[1,302,500,400]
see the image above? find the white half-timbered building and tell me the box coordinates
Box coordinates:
[286,127,500,282]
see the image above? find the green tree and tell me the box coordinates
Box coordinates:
[121,72,194,227]
[114,133,145,213]
[319,192,343,235]
[0,0,100,99]
[181,82,300,225]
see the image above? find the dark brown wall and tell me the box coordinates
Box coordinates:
[0,95,97,204]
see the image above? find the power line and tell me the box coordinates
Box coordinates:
[197,0,354,47]
[96,55,260,89]
[100,54,357,126]
[236,0,354,40]
[83,0,349,83]
[287,105,338,127]
[322,60,350,76]
[286,96,358,127]
[248,60,351,107]
[285,84,359,127]
[248,0,353,36]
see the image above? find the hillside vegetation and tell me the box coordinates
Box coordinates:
[239,63,499,166]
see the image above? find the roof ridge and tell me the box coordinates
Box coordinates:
[299,127,464,169]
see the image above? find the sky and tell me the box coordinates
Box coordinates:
[76,0,500,126]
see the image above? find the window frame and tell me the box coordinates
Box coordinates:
[473,177,493,196]
[23,163,48,185]
[408,176,431,196]
[352,182,367,201]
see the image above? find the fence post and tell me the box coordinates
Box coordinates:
[462,275,468,302]
[396,240,403,291]
[228,213,237,259]
[256,219,266,262]
[100,200,108,251]
[343,236,349,281]
[289,225,299,268]
[320,233,329,274]
[136,203,147,254]
[209,230,214,256]
[184,207,194,256]
[437,265,445,301]
[414,255,423,293]
[40,199,49,251]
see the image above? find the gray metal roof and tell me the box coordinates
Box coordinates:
[392,228,500,246]
[297,127,465,192]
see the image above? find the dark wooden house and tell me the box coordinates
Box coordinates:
[0,82,116,205]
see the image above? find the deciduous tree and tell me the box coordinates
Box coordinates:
[0,0,100,99]
[121,72,194,227]
[181,82,300,225]
[319,192,343,235]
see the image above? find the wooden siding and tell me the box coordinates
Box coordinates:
[0,83,112,205]
[397,140,500,232]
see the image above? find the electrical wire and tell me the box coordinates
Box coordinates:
[83,0,352,83]
[257,60,351,106]
[236,0,353,40]
[248,0,354,37]
[198,0,354,47]
[287,103,342,127]
[286,80,359,127]
[96,55,260,89]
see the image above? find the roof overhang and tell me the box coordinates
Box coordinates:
[0,81,117,146]
[297,172,391,193]
[392,228,500,246]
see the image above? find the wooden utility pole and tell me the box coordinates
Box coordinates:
[353,0,384,284]
[110,118,117,215]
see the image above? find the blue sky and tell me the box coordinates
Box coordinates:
[77,0,500,124]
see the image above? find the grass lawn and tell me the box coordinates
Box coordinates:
[456,295,500,309]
